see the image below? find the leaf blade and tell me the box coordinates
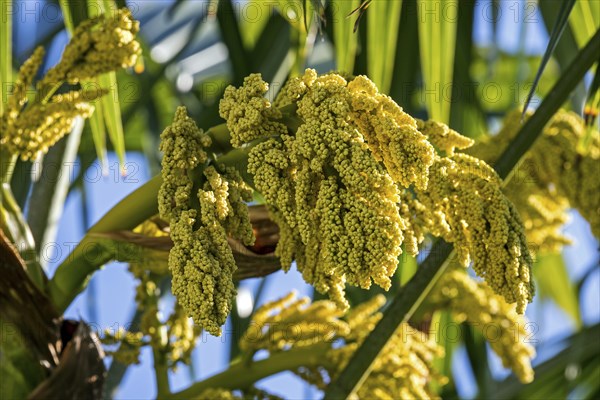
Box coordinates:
[522,0,575,117]
[332,0,360,74]
[0,0,11,117]
[535,252,582,328]
[99,72,127,169]
[367,0,403,94]
[417,0,457,123]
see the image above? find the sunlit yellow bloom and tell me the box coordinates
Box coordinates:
[101,327,144,366]
[347,76,436,190]
[159,107,254,336]
[41,8,140,85]
[220,70,536,313]
[219,74,288,147]
[193,388,240,400]
[0,9,141,161]
[6,46,45,117]
[431,269,536,383]
[166,304,199,366]
[241,292,445,398]
[2,100,95,161]
[410,151,534,313]
[223,71,406,309]
[470,109,599,247]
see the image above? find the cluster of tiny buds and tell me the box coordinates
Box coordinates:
[158,107,255,337]
[431,269,536,383]
[468,108,599,249]
[0,8,141,161]
[219,69,534,314]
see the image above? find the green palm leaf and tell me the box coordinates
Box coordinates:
[417,0,457,122]
[332,0,360,74]
[569,0,600,48]
[522,0,575,117]
[0,0,12,116]
[367,0,402,94]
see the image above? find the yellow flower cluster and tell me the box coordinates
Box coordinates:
[165,303,200,367]
[240,291,348,355]
[195,387,283,400]
[537,111,600,237]
[355,323,446,400]
[5,47,45,117]
[474,109,599,240]
[159,107,254,336]
[221,70,409,309]
[332,296,446,400]
[120,222,200,368]
[158,107,211,220]
[0,9,141,161]
[240,292,445,398]
[220,69,537,313]
[42,9,140,85]
[416,119,475,157]
[204,165,255,246]
[102,327,144,365]
[0,47,100,160]
[219,74,288,147]
[469,110,569,252]
[431,269,536,383]
[193,388,240,400]
[416,151,534,313]
[346,75,436,190]
[2,95,97,161]
[129,220,170,276]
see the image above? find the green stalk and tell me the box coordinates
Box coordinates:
[1,183,45,290]
[323,27,600,400]
[154,346,171,398]
[1,149,45,292]
[0,150,17,184]
[48,174,163,312]
[28,119,84,252]
[153,314,171,397]
[324,240,454,399]
[166,343,331,400]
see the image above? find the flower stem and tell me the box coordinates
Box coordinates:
[166,343,331,400]
[1,182,46,290]
[0,148,17,184]
[153,321,171,398]
[154,347,171,399]
[48,174,163,312]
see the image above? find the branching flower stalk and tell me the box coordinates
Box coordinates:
[167,287,535,399]
[50,70,544,326]
[0,9,140,165]
[217,69,534,316]
[470,109,600,244]
[1,8,141,291]
[430,269,536,383]
[3,5,598,399]
[64,68,539,346]
[166,292,445,399]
